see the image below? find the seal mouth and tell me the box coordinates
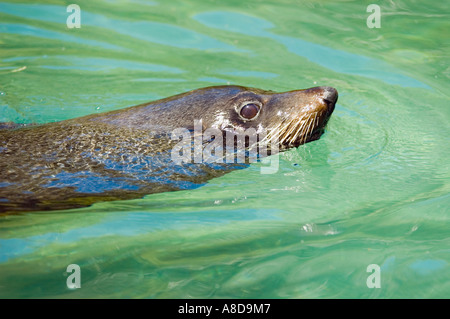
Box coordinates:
[307,127,324,143]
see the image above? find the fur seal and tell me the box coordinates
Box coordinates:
[0,85,337,213]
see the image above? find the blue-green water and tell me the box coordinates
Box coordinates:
[0,0,449,298]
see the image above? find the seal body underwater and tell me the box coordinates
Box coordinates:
[0,85,337,213]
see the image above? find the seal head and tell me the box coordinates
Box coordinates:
[92,85,337,150]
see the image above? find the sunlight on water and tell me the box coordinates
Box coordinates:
[0,0,449,298]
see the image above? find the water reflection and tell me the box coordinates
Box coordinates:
[194,11,429,88]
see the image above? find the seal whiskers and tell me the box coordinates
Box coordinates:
[291,113,312,145]
[302,113,316,145]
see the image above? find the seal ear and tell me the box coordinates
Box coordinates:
[185,120,207,133]
[185,124,195,133]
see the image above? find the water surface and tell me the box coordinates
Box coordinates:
[0,0,449,298]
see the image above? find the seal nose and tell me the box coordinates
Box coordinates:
[321,87,338,104]
[303,86,338,107]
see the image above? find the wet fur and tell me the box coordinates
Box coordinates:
[0,85,337,213]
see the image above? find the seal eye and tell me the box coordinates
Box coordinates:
[239,103,260,120]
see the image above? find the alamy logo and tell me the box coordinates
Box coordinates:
[366,4,381,29]
[366,264,381,288]
[170,120,279,174]
[66,4,81,29]
[66,264,81,289]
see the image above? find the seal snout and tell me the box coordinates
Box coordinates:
[302,86,338,110]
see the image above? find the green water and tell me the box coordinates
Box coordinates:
[0,0,449,298]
